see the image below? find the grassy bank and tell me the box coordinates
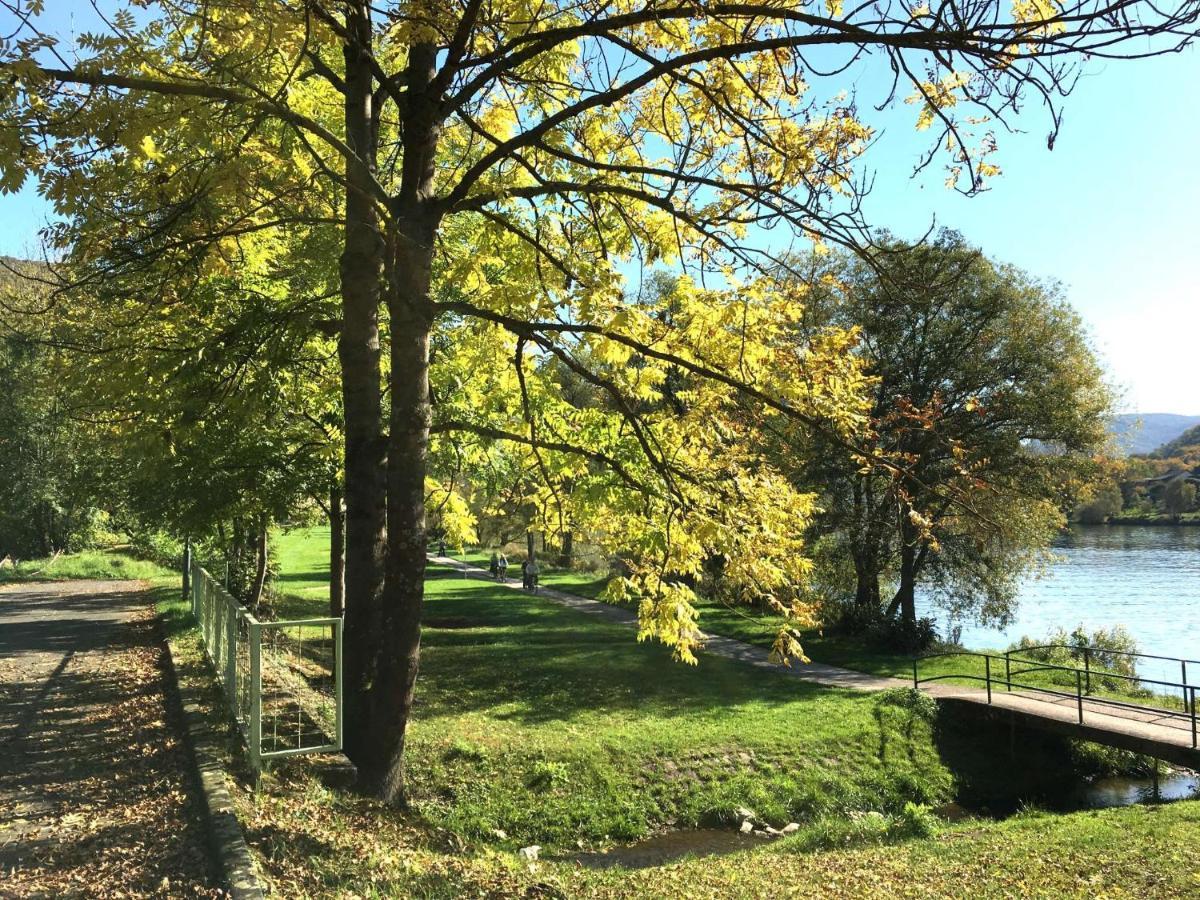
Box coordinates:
[257,529,1198,895]
[8,539,1197,896]
[0,547,170,584]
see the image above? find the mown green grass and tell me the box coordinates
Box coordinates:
[407,565,955,847]
[274,529,1180,728]
[105,525,1191,897]
[561,801,1200,898]
[271,526,335,619]
[266,531,952,843]
[0,547,174,584]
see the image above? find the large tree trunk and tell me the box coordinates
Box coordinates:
[339,2,388,777]
[890,515,919,625]
[330,481,346,618]
[558,530,573,568]
[354,40,442,804]
[853,554,880,609]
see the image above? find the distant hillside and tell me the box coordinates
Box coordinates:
[1151,423,1200,462]
[1110,413,1200,456]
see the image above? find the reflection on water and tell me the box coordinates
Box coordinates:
[921,526,1200,673]
[1081,771,1200,808]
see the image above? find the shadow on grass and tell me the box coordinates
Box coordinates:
[414,576,859,726]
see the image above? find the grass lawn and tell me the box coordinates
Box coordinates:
[437,552,1170,709]
[0,547,171,584]
[5,539,1199,896]
[271,526,335,619]
[262,531,1200,895]
[273,529,1183,716]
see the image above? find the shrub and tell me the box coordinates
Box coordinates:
[891,801,939,839]
[829,602,941,653]
[1010,624,1140,691]
[875,687,938,722]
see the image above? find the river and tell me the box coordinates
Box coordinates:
[919,525,1200,679]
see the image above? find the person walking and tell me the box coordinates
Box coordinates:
[489,551,500,578]
[525,556,539,592]
[497,552,509,582]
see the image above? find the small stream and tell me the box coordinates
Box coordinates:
[563,829,758,870]
[564,771,1200,870]
[1078,770,1200,807]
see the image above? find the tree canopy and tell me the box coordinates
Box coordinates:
[778,231,1113,633]
[1,0,1195,801]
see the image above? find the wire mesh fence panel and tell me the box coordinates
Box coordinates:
[186,560,343,771]
[258,619,341,760]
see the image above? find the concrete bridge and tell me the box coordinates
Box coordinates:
[913,651,1200,769]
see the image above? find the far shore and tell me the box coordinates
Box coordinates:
[1075,517,1200,527]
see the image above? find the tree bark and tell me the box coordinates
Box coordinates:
[249,516,268,612]
[339,2,388,776]
[853,553,880,609]
[330,481,346,618]
[558,530,573,568]
[890,515,918,625]
[526,529,536,563]
[365,222,434,802]
[353,39,442,804]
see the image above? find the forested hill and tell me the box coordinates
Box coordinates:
[1110,413,1200,455]
[1150,423,1200,463]
[0,257,44,292]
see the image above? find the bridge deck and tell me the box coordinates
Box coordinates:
[922,682,1200,768]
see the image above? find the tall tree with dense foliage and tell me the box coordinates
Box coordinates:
[0,261,99,557]
[786,231,1113,630]
[2,0,1197,801]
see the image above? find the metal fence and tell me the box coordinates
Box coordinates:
[187,555,343,771]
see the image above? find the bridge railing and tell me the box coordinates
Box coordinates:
[1007,643,1200,692]
[186,553,343,772]
[913,650,1198,748]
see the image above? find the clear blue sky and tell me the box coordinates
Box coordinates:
[2,5,1196,414]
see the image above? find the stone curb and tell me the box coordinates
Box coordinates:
[158,617,266,900]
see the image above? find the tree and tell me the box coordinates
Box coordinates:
[0,261,99,557]
[786,231,1113,628]
[40,225,345,607]
[1075,482,1123,524]
[1163,476,1197,519]
[3,0,1196,803]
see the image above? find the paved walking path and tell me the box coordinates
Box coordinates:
[434,556,1200,768]
[0,580,220,898]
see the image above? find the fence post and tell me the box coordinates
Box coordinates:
[1083,647,1091,694]
[912,657,918,689]
[1191,686,1196,749]
[182,538,191,603]
[334,618,344,751]
[249,619,262,774]
[985,655,992,704]
[225,596,237,712]
[1005,651,1012,692]
[1076,669,1084,724]
[1182,660,1188,713]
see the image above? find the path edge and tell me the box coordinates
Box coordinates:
[157,613,266,900]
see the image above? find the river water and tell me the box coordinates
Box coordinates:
[920,525,1200,679]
